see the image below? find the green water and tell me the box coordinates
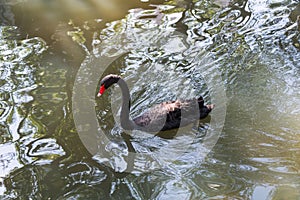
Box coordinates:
[0,0,300,199]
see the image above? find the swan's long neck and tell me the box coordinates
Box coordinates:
[117,78,134,130]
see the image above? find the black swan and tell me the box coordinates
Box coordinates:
[97,74,214,132]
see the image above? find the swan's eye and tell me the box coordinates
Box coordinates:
[97,85,106,97]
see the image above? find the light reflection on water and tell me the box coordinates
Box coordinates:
[0,0,300,199]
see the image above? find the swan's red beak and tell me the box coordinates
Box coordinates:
[97,85,106,97]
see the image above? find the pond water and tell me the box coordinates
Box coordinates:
[1,0,300,199]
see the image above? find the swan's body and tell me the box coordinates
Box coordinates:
[98,74,214,132]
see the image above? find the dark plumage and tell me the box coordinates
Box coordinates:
[97,74,214,132]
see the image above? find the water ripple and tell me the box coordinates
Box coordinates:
[1,0,300,199]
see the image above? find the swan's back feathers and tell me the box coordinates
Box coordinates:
[133,99,205,132]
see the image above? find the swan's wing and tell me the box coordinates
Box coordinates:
[133,103,170,130]
[133,100,197,131]
[164,99,200,129]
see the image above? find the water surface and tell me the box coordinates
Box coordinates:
[0,0,300,199]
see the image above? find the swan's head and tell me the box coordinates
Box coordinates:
[97,74,121,97]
